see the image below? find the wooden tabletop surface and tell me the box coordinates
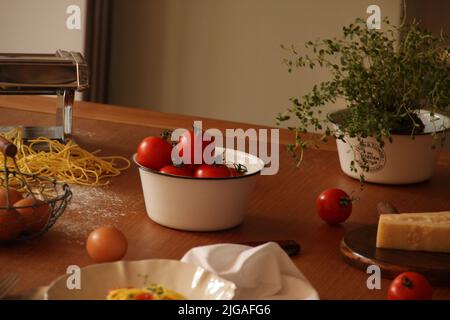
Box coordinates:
[0,96,449,300]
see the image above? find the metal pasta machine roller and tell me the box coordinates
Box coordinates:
[0,50,89,141]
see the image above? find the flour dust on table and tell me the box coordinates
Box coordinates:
[53,185,143,244]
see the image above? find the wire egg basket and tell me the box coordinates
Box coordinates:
[0,136,72,242]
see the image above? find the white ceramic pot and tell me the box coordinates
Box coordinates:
[331,110,450,184]
[134,147,265,231]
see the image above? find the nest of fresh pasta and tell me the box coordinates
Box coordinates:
[0,129,130,242]
[0,128,130,186]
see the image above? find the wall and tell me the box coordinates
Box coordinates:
[0,0,87,101]
[109,0,402,127]
[0,0,86,53]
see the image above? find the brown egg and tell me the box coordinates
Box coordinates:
[0,188,23,208]
[14,198,50,234]
[0,209,24,242]
[86,226,128,263]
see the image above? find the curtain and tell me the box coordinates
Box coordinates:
[84,0,113,103]
[405,0,450,38]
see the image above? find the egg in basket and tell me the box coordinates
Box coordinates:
[0,136,71,242]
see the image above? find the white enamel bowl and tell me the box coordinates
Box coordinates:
[134,147,265,231]
[45,259,236,300]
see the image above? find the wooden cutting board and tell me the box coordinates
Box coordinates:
[340,224,450,286]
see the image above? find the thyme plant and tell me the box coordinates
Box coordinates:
[278,18,450,179]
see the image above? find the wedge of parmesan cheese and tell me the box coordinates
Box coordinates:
[376,212,450,253]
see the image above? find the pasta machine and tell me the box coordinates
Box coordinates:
[0,50,89,141]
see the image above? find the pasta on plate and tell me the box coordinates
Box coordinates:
[107,284,186,300]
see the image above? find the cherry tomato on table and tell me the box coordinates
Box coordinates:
[177,129,215,165]
[316,188,352,224]
[194,164,232,178]
[136,136,173,171]
[387,272,433,300]
[160,165,194,177]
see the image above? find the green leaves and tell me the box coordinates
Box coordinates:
[279,18,450,179]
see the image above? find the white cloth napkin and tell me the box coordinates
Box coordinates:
[181,242,319,300]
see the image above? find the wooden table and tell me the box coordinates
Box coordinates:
[0,96,449,300]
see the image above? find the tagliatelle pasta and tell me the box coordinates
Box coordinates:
[107,284,186,300]
[0,128,130,186]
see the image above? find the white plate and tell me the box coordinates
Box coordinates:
[45,259,236,300]
[265,275,319,300]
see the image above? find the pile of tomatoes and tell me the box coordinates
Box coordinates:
[136,129,246,178]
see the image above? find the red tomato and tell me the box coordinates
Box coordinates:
[160,165,193,177]
[136,292,156,300]
[388,272,433,300]
[178,129,215,165]
[228,167,239,177]
[136,136,173,170]
[316,188,352,224]
[194,164,232,178]
[228,164,248,177]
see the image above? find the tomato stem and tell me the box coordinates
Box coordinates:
[233,163,248,174]
[401,276,414,289]
[160,129,172,141]
[339,197,351,207]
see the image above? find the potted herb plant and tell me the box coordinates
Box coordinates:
[278,18,450,184]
